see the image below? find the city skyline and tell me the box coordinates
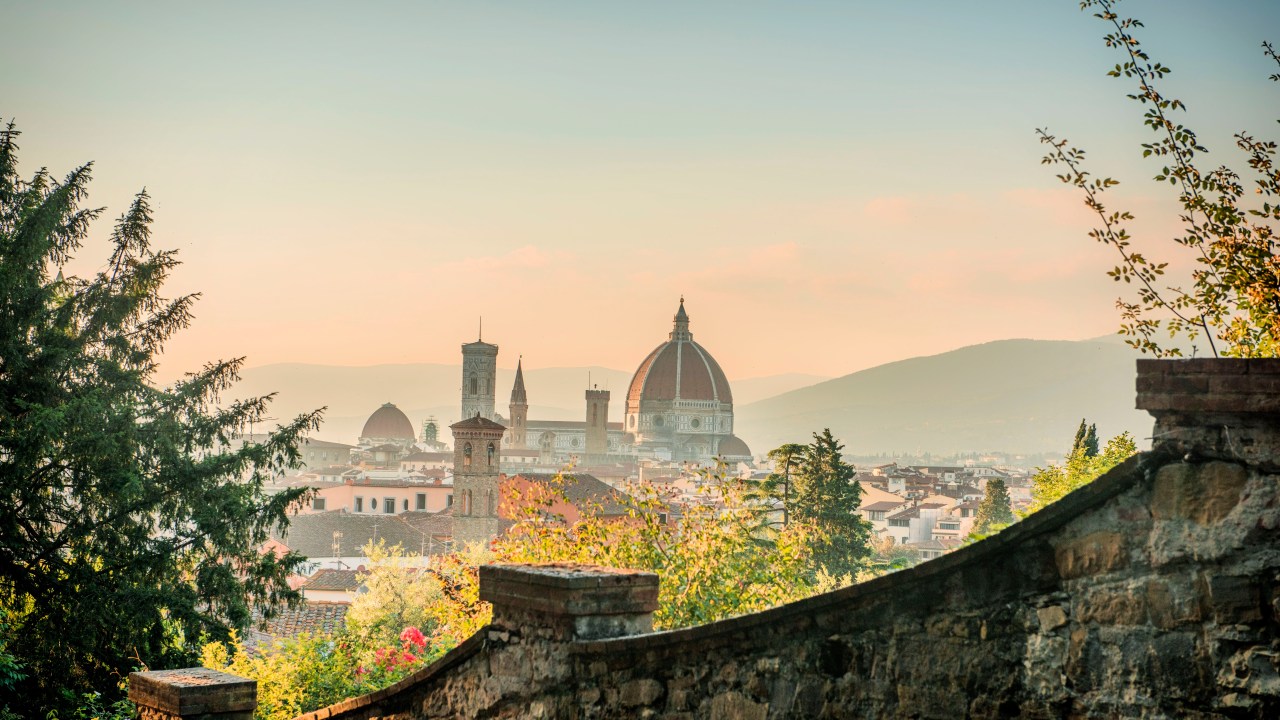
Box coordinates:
[4,0,1276,382]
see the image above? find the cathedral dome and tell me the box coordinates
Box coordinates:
[361,403,415,441]
[626,299,733,409]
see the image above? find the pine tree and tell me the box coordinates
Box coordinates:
[973,478,1015,534]
[790,429,871,575]
[0,120,322,714]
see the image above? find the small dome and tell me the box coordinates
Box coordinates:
[361,403,415,440]
[626,299,732,409]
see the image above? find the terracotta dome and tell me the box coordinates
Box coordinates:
[361,403,415,440]
[626,300,732,408]
[717,435,752,459]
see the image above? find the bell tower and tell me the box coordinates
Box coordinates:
[461,326,498,421]
[508,357,528,449]
[451,415,506,548]
[585,386,610,461]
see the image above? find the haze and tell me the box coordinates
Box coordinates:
[3,0,1275,383]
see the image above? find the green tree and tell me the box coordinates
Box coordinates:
[973,478,1014,535]
[0,120,320,715]
[753,442,805,528]
[789,429,872,576]
[1029,431,1137,513]
[1039,0,1280,357]
[494,469,825,629]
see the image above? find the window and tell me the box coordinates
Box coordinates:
[355,497,363,513]
[470,376,477,394]
[939,522,959,530]
[487,442,495,466]
[889,518,910,528]
[312,498,326,511]
[402,499,409,512]
[691,418,700,429]
[446,494,454,507]
[384,498,395,514]
[654,416,664,427]
[416,493,426,510]
[868,510,885,521]
[464,443,472,468]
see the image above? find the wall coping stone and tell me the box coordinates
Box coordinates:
[1136,358,1280,467]
[479,562,659,617]
[129,667,256,716]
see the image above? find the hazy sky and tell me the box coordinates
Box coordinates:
[4,1,1277,382]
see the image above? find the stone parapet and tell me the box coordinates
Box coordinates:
[128,667,256,720]
[480,563,659,641]
[1136,358,1280,468]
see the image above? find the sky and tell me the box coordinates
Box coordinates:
[3,0,1277,383]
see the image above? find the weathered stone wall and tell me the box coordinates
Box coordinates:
[294,359,1279,719]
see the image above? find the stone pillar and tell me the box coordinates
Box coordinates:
[479,563,659,642]
[128,668,256,720]
[1136,358,1280,468]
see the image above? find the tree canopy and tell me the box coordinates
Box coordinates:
[0,120,320,715]
[787,429,872,576]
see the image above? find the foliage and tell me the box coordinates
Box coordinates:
[0,120,321,715]
[973,479,1015,535]
[857,535,921,581]
[1028,431,1137,513]
[344,541,489,662]
[201,631,363,720]
[1039,0,1280,357]
[494,467,826,629]
[787,430,873,576]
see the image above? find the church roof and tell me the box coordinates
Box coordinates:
[510,358,527,405]
[360,403,416,441]
[451,415,506,431]
[627,300,733,408]
[717,435,752,459]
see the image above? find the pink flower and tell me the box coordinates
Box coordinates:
[400,626,427,649]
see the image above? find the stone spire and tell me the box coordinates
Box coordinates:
[508,356,529,450]
[510,357,527,405]
[670,296,692,341]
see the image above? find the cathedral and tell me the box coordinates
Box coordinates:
[457,299,752,466]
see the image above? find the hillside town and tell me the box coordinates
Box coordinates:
[253,302,1034,648]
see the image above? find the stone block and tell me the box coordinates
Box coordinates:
[1036,605,1068,631]
[129,668,256,719]
[1054,531,1127,579]
[619,678,664,707]
[709,691,767,720]
[1152,462,1247,526]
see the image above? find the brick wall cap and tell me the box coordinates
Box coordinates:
[1136,358,1280,415]
[479,562,659,591]
[128,667,256,714]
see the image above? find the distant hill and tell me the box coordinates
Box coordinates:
[229,362,824,445]
[735,339,1151,457]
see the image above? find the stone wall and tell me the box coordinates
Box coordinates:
[284,358,1279,719]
